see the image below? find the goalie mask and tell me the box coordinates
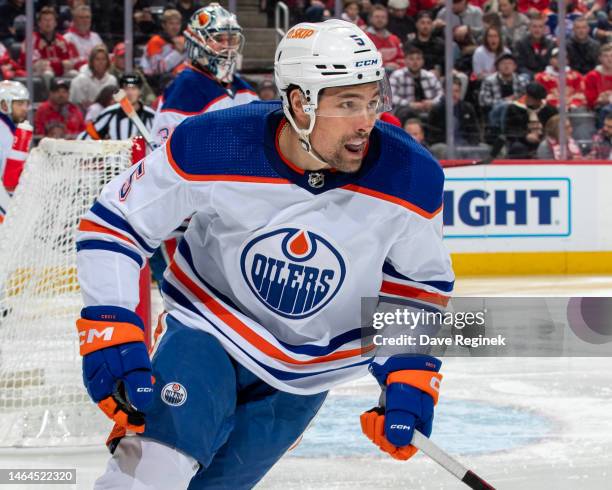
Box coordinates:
[274,20,391,164]
[184,3,244,83]
[0,80,29,117]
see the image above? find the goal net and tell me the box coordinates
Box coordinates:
[0,138,138,448]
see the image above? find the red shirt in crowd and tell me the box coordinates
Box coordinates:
[535,68,587,109]
[584,67,612,109]
[406,0,439,17]
[19,31,78,76]
[517,0,551,13]
[366,31,405,69]
[34,100,85,137]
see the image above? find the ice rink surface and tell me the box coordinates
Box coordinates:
[1,275,611,489]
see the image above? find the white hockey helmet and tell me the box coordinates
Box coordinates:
[274,20,391,155]
[184,3,244,83]
[0,81,29,116]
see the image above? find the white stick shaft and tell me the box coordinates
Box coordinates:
[411,430,468,480]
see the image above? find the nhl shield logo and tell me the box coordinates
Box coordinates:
[240,228,346,319]
[161,382,187,407]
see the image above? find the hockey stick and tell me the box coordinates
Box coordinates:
[113,89,155,148]
[411,430,496,489]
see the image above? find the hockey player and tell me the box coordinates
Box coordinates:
[79,73,155,141]
[0,80,30,200]
[150,3,258,146]
[76,20,454,489]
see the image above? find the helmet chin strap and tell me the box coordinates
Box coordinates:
[283,108,333,169]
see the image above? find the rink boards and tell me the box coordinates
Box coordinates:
[442,161,612,275]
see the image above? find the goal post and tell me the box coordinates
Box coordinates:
[0,137,151,448]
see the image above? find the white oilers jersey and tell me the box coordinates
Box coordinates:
[77,101,454,395]
[151,64,258,145]
[0,113,16,181]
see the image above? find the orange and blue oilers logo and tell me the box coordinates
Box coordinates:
[161,382,187,407]
[240,228,346,319]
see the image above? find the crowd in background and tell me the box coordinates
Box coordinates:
[2,0,612,160]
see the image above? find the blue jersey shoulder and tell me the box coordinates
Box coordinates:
[168,101,281,178]
[359,121,445,215]
[0,112,16,134]
[162,68,255,115]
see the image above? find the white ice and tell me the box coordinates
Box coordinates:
[1,275,611,489]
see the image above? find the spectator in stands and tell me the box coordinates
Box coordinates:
[69,44,118,112]
[473,26,511,79]
[567,16,601,75]
[514,12,555,78]
[389,46,442,116]
[366,5,405,71]
[537,114,583,159]
[517,0,551,14]
[505,82,558,158]
[535,48,587,109]
[593,7,612,44]
[257,79,277,101]
[589,112,612,159]
[34,78,85,139]
[20,6,78,77]
[0,0,25,45]
[44,121,67,138]
[434,0,484,43]
[341,1,366,30]
[359,0,373,24]
[585,42,612,124]
[406,11,445,75]
[172,0,201,30]
[0,41,25,80]
[109,42,155,105]
[403,118,427,145]
[499,0,530,47]
[141,9,187,76]
[479,53,529,113]
[85,84,118,123]
[63,5,103,65]
[386,0,415,43]
[427,77,481,158]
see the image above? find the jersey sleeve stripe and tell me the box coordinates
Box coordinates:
[380,280,450,307]
[382,262,454,293]
[168,258,372,365]
[342,183,443,219]
[78,218,136,247]
[165,133,291,184]
[90,202,156,254]
[76,240,144,267]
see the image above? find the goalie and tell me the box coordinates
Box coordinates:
[76,20,454,489]
[150,3,258,146]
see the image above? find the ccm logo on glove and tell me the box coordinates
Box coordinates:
[79,326,114,346]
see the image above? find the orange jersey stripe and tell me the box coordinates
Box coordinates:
[343,184,442,219]
[380,280,450,307]
[169,260,372,364]
[78,219,137,247]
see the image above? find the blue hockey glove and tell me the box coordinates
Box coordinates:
[361,355,442,460]
[76,306,154,432]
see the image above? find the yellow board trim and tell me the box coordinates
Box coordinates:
[452,251,612,276]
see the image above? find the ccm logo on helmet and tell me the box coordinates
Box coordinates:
[355,59,378,67]
[287,27,315,39]
[390,424,411,430]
